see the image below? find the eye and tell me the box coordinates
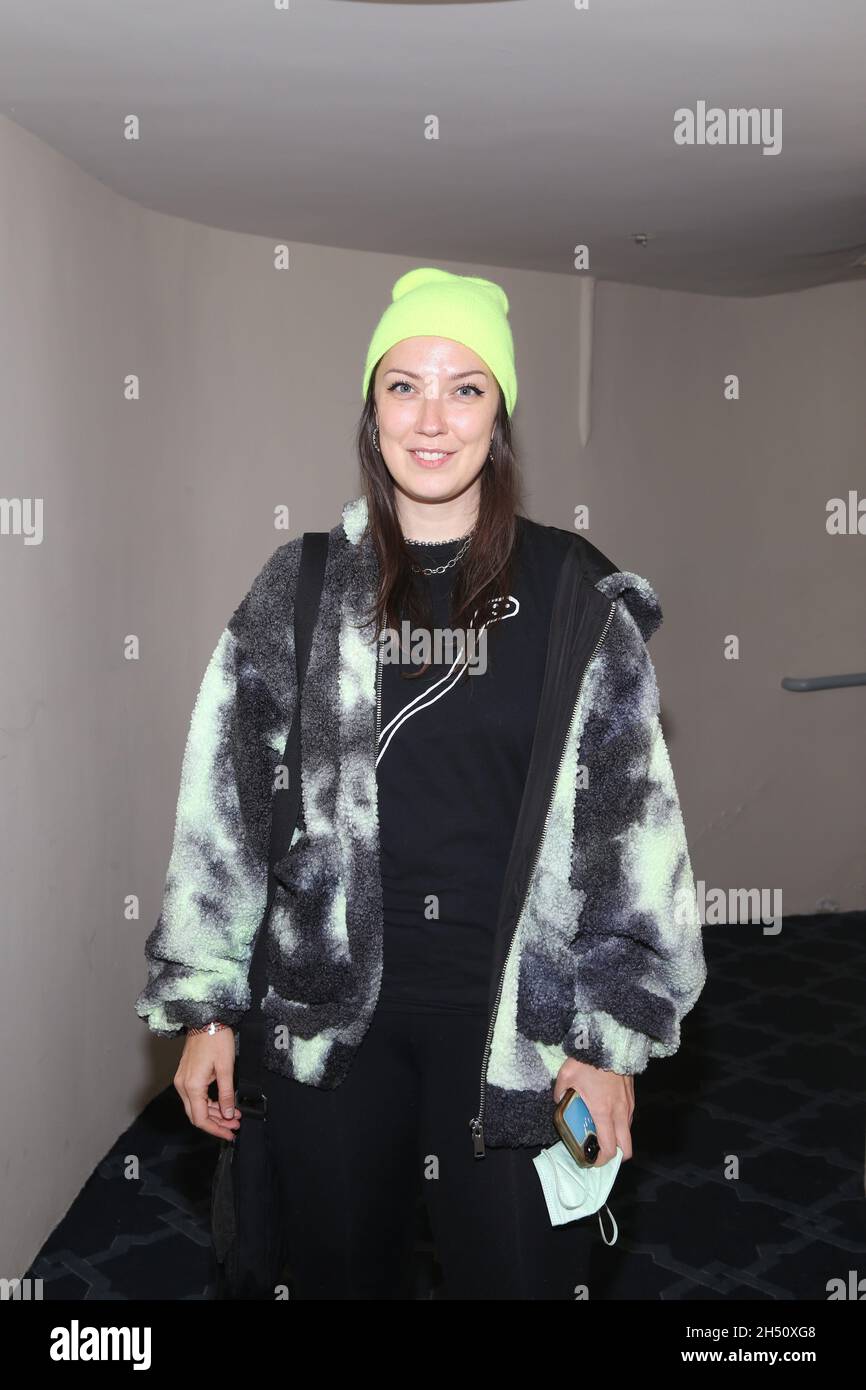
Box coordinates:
[386,379,414,394]
[457,383,484,398]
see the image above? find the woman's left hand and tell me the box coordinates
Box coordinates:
[553,1058,635,1166]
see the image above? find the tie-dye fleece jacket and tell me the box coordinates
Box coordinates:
[135,495,707,1151]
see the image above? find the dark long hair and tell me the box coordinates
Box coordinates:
[353,361,525,679]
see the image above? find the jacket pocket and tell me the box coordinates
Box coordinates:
[264,842,353,1009]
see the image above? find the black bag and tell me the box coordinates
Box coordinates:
[210,529,329,1300]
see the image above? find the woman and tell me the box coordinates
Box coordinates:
[136,266,707,1299]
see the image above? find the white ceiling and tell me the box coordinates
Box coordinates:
[2,0,865,296]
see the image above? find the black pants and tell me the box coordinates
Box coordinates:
[264,1005,596,1299]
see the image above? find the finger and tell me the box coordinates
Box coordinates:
[215,1066,237,1121]
[614,1102,634,1160]
[174,1078,193,1127]
[199,1118,237,1141]
[207,1104,240,1125]
[207,1101,241,1129]
[592,1115,618,1166]
[189,1086,225,1137]
[193,1106,238,1141]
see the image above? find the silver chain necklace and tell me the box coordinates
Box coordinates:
[407,531,474,576]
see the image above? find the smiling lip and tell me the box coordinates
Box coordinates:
[409,448,455,468]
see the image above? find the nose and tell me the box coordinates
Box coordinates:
[414,387,448,435]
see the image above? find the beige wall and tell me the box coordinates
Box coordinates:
[1,112,864,1274]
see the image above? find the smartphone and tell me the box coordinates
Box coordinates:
[553,1088,600,1167]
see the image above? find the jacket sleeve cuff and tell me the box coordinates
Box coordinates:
[135,1002,247,1038]
[564,1010,663,1076]
[135,962,251,1038]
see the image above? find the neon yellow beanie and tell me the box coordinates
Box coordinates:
[362,266,517,416]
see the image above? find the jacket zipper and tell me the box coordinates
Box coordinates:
[468,600,616,1158]
[375,627,383,742]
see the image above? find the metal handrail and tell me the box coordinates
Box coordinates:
[781,672,866,691]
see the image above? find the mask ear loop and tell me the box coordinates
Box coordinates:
[597,1203,618,1246]
[549,1150,621,1244]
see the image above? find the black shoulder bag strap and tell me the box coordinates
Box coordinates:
[235,530,329,1112]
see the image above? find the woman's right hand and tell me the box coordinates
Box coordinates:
[174,1027,241,1141]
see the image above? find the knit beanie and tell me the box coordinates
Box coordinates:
[362,266,517,416]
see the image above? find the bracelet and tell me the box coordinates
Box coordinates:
[187,1020,229,1036]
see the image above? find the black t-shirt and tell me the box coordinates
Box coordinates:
[375,515,570,1013]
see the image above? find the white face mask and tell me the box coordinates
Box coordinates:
[532,1142,623,1245]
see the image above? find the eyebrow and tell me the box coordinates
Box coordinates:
[383,367,489,381]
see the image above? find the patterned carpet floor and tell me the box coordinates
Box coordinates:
[27,911,866,1299]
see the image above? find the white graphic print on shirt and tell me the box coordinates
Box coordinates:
[376,595,519,768]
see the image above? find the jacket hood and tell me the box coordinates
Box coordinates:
[339,494,663,642]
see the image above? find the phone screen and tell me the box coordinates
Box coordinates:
[563,1092,595,1143]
